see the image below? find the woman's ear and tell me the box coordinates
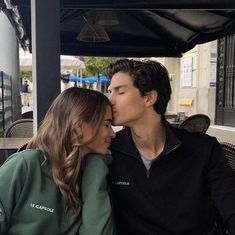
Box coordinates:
[145,90,158,107]
[74,124,83,139]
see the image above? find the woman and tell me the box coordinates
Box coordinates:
[0,87,116,235]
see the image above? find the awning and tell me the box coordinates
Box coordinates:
[2,0,235,57]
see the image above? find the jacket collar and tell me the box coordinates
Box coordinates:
[111,121,181,158]
[163,121,182,155]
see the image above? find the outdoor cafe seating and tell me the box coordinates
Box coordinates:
[4,119,33,138]
[0,119,33,165]
[166,113,210,133]
[21,110,33,119]
[165,112,187,128]
[178,114,211,133]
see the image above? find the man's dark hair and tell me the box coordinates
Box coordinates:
[106,59,172,115]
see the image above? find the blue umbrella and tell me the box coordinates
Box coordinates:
[68,75,110,84]
[83,75,110,83]
[83,76,97,83]
[99,75,109,83]
[69,74,82,82]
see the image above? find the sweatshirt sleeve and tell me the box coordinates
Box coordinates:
[206,139,235,234]
[0,153,27,234]
[79,154,115,235]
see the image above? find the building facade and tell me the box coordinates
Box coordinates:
[163,40,235,143]
[0,11,21,122]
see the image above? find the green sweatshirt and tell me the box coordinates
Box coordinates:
[0,149,115,235]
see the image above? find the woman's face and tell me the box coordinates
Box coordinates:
[79,106,116,155]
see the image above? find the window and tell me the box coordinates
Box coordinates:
[180,57,193,87]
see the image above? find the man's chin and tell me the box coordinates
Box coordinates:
[112,120,122,126]
[111,119,118,126]
[112,117,127,127]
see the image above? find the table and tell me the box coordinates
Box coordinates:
[165,113,178,119]
[168,120,183,128]
[0,138,31,166]
[0,138,31,150]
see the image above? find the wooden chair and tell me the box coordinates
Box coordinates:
[178,114,210,133]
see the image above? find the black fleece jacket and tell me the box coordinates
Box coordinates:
[108,123,235,235]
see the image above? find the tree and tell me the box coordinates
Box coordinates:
[20,71,32,82]
[82,57,124,77]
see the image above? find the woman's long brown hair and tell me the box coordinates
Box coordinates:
[27,87,111,217]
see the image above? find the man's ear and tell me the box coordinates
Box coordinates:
[145,90,158,107]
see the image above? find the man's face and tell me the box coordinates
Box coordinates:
[108,72,147,127]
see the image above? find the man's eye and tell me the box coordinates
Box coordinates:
[118,91,125,94]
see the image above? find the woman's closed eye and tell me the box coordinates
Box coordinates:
[104,119,112,128]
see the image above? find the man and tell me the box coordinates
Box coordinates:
[21,80,30,106]
[106,59,235,235]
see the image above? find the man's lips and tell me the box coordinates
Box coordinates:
[112,108,117,113]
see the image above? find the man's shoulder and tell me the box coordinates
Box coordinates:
[174,128,218,149]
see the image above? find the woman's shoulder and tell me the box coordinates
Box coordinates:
[83,154,112,166]
[0,150,45,182]
[3,149,44,168]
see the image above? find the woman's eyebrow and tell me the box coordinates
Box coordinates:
[104,118,112,123]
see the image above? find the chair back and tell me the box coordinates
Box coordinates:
[178,114,210,133]
[22,110,33,119]
[220,142,235,172]
[4,119,33,138]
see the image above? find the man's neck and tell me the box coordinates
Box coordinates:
[130,114,166,159]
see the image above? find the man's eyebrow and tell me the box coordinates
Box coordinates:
[109,85,127,91]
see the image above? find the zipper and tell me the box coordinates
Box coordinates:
[146,170,150,179]
[146,142,181,180]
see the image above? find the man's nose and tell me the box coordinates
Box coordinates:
[110,128,116,139]
[108,92,114,104]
